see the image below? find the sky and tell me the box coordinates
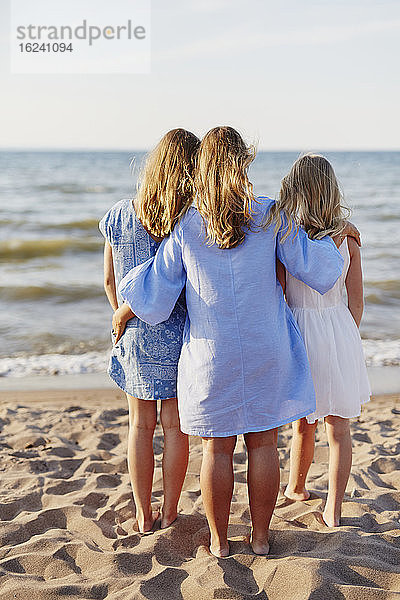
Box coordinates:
[0,0,399,150]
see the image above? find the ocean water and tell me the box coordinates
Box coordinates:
[0,150,399,377]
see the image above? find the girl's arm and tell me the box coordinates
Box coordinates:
[112,302,136,343]
[345,237,364,327]
[104,242,135,342]
[276,258,286,294]
[104,242,118,311]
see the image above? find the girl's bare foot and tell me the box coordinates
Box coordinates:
[135,509,160,534]
[160,511,178,529]
[322,510,340,527]
[251,538,270,555]
[210,543,230,558]
[284,486,310,501]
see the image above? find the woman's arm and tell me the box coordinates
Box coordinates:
[276,223,344,295]
[103,242,118,311]
[119,227,186,326]
[276,258,286,294]
[345,237,364,327]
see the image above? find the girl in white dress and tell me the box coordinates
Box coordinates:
[271,154,371,527]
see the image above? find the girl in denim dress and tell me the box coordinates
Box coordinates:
[99,129,199,533]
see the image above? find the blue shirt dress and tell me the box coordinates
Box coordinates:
[119,197,344,435]
[99,199,186,400]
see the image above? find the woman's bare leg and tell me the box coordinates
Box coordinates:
[323,415,352,527]
[200,436,236,557]
[285,418,318,501]
[126,395,158,533]
[159,398,189,528]
[244,429,280,555]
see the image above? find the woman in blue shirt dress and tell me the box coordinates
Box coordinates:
[116,127,345,556]
[100,128,199,533]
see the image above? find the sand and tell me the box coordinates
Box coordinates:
[0,389,399,599]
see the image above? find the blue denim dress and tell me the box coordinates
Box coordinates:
[99,199,186,400]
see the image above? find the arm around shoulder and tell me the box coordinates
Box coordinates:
[276,225,344,295]
[119,227,187,326]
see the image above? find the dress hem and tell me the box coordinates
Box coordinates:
[305,395,371,424]
[181,407,314,438]
[108,374,177,401]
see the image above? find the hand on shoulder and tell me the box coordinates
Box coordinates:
[332,221,361,248]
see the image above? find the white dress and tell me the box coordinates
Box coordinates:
[285,238,371,424]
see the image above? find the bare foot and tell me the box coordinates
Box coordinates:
[322,510,340,527]
[284,486,310,501]
[134,510,160,534]
[251,538,270,555]
[209,539,230,558]
[160,511,178,529]
[210,535,230,558]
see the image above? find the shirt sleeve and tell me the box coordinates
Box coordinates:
[99,210,112,244]
[118,226,187,326]
[276,221,344,295]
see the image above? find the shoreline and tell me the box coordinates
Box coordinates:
[0,388,397,408]
[0,365,398,395]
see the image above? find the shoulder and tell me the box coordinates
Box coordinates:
[176,206,200,230]
[255,195,275,205]
[99,199,132,240]
[166,206,202,246]
[109,198,131,217]
[251,196,278,229]
[101,199,130,222]
[254,196,276,219]
[255,196,275,210]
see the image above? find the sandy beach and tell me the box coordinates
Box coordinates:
[0,388,399,599]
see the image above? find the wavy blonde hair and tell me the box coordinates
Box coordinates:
[265,153,350,242]
[195,126,256,249]
[136,128,200,238]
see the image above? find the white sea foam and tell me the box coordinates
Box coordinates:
[362,339,400,367]
[0,340,398,378]
[0,352,109,378]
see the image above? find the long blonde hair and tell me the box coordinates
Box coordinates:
[265,153,349,242]
[195,126,256,249]
[136,128,200,238]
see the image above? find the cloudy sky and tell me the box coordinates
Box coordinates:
[1,0,399,150]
